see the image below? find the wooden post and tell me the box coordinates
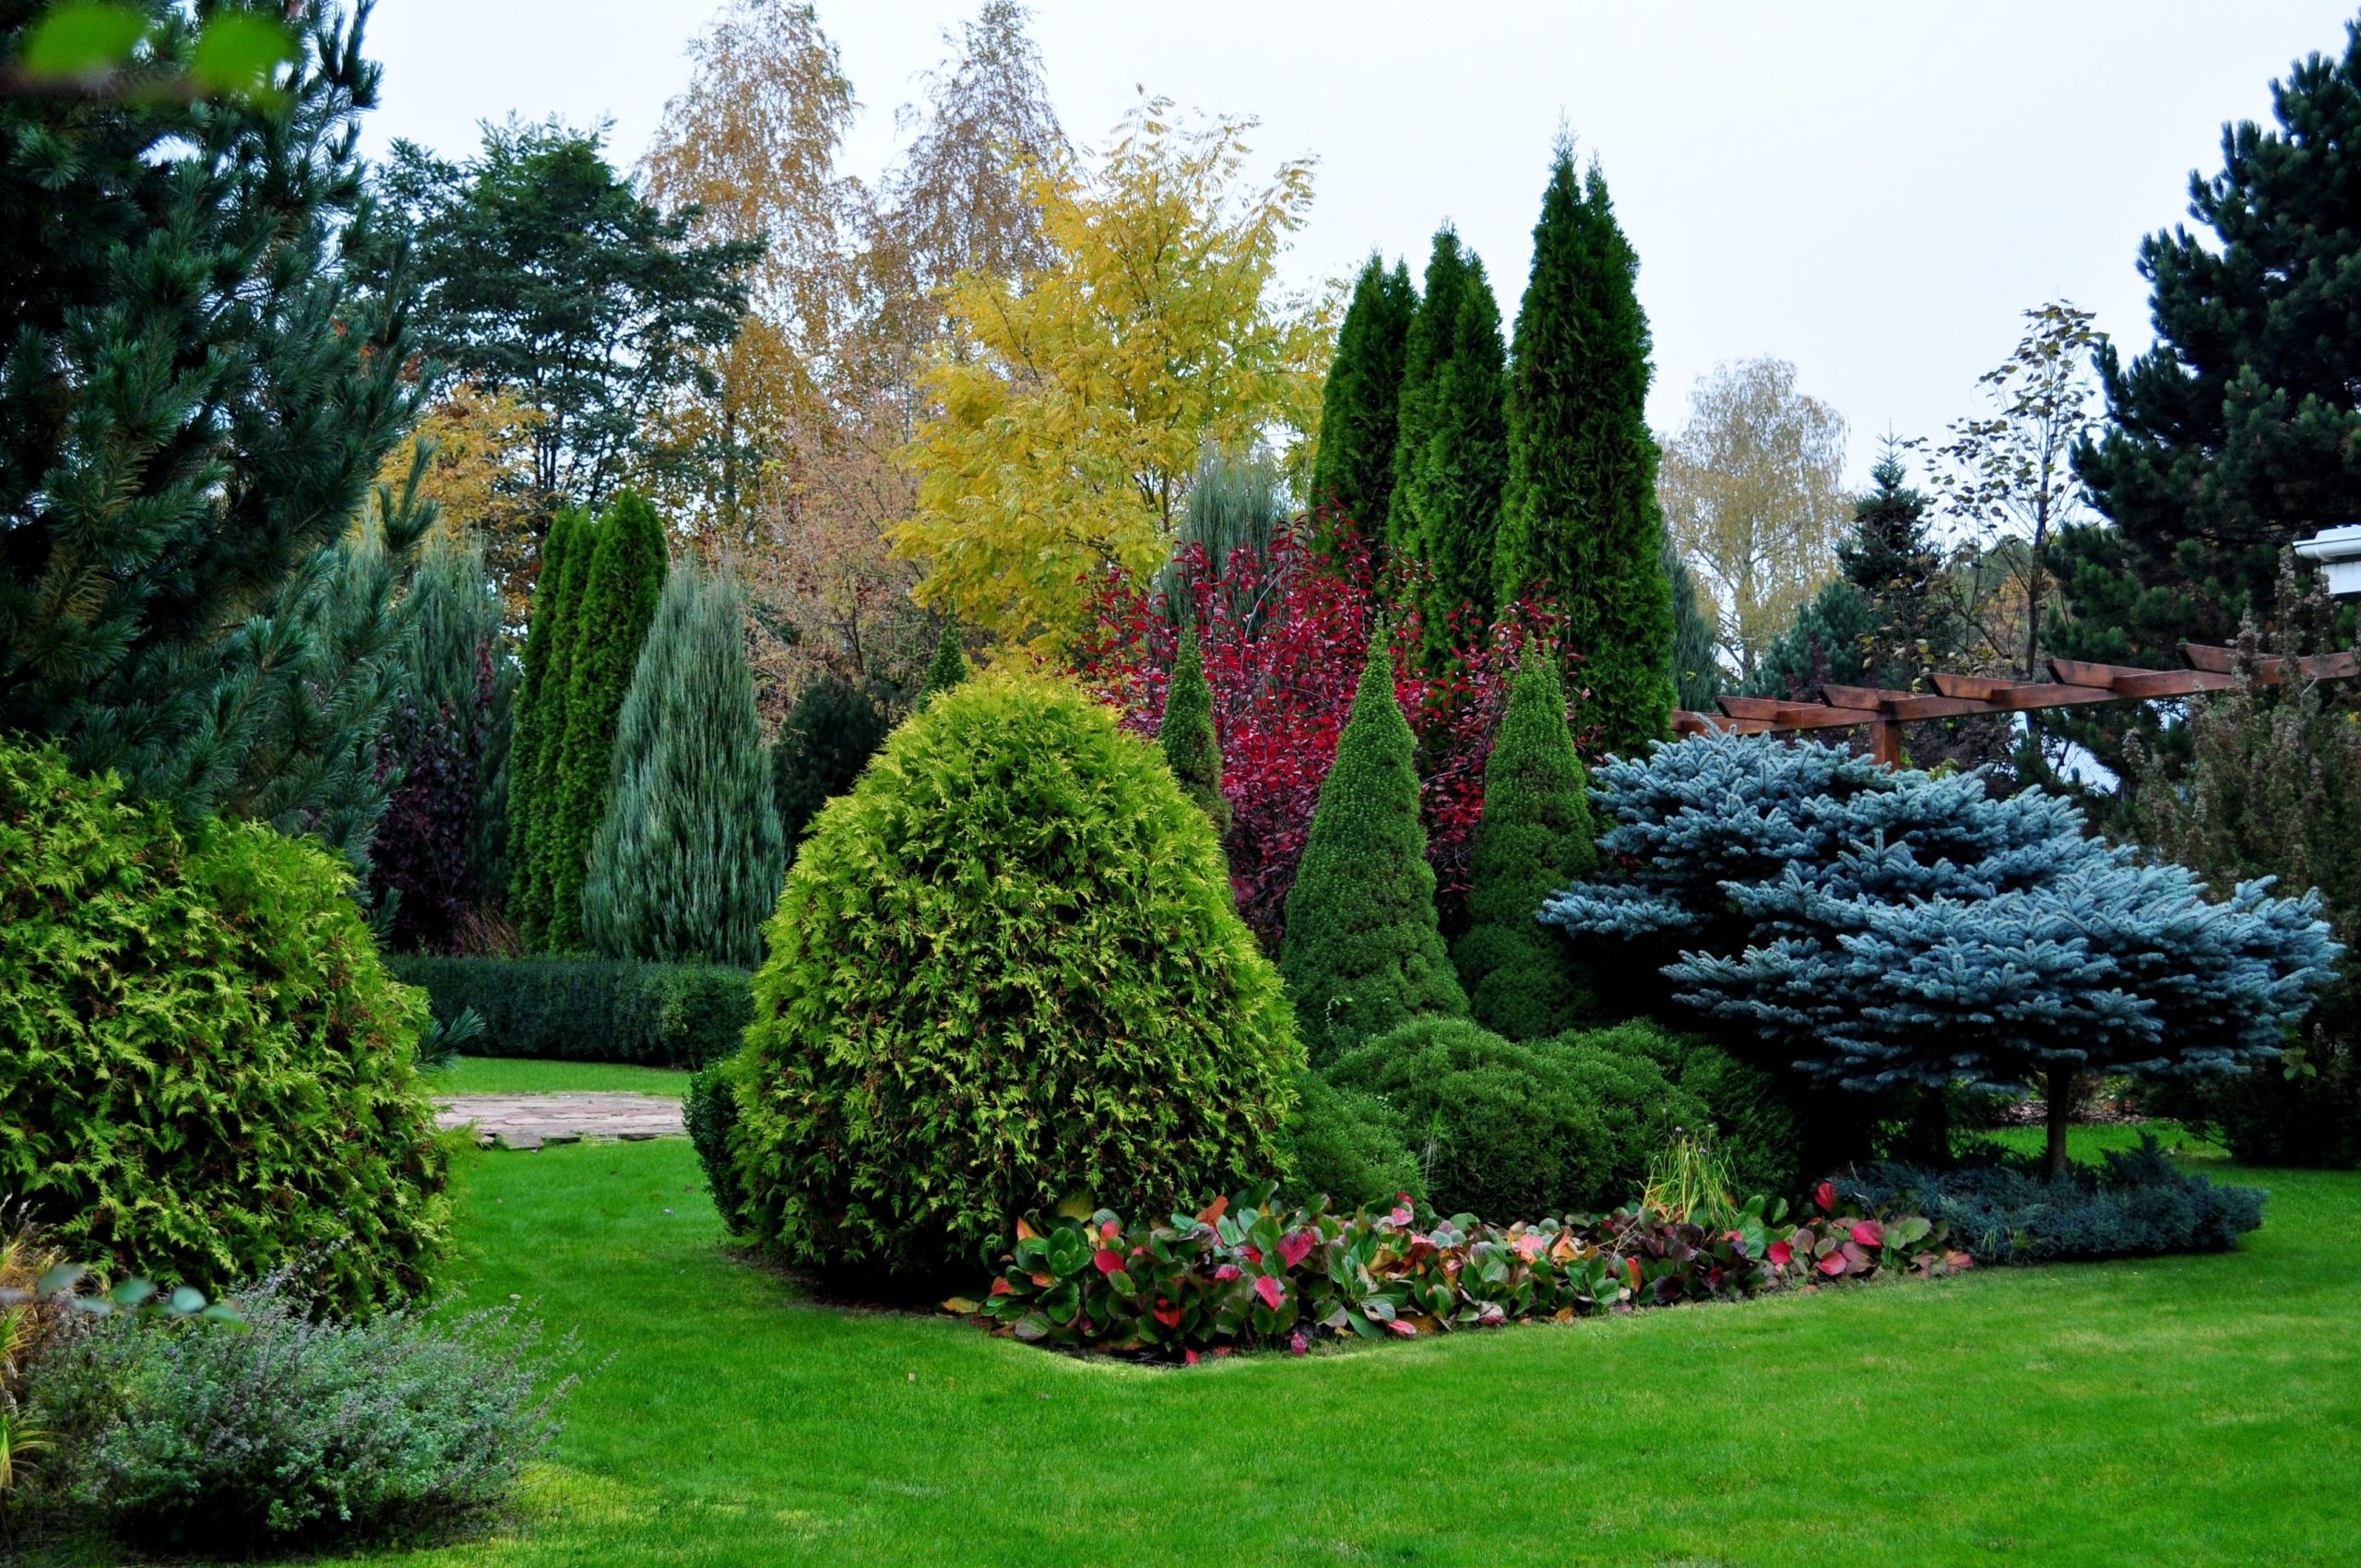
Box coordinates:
[1869,718,1902,767]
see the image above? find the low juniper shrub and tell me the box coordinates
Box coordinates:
[1835,1136,2266,1265]
[962,1183,1965,1362]
[24,1273,571,1555]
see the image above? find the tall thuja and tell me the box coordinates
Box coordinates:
[370,533,516,951]
[772,676,891,849]
[1160,620,1228,835]
[1838,444,1951,692]
[543,491,667,950]
[1666,540,1723,712]
[583,564,782,965]
[1452,644,1596,1038]
[1494,146,1675,755]
[1309,255,1416,547]
[1386,231,1472,560]
[1279,636,1467,1063]
[0,3,429,843]
[509,508,594,946]
[1396,241,1511,672]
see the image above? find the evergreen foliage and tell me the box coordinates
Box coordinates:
[1157,445,1287,636]
[730,674,1299,1281]
[509,507,596,946]
[1,739,449,1311]
[771,675,891,849]
[1158,621,1228,834]
[1837,445,1952,692]
[919,622,968,704]
[1542,732,2341,1174]
[2063,19,2361,671]
[1279,637,1467,1064]
[1666,540,1724,712]
[0,4,430,849]
[542,491,668,951]
[687,1051,753,1231]
[583,564,783,966]
[1310,254,1417,546]
[1493,147,1675,756]
[1741,577,1873,700]
[1575,1021,1806,1203]
[370,534,515,952]
[1453,646,1596,1039]
[1394,235,1511,671]
[1275,1071,1424,1213]
[392,955,750,1068]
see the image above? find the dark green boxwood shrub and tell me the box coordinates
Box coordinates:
[1276,1071,1424,1212]
[1837,1137,2266,1264]
[0,741,449,1312]
[687,1051,751,1232]
[1572,1021,1806,1201]
[25,1277,567,1554]
[391,956,752,1068]
[732,674,1299,1283]
[1328,1017,1709,1221]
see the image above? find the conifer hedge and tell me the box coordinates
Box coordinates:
[729,674,1299,1281]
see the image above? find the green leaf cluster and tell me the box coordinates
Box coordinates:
[0,740,449,1312]
[728,674,1299,1282]
[1279,639,1466,1064]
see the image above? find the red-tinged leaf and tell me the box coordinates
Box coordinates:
[1030,1272,1054,1289]
[1099,1218,1120,1241]
[1014,1217,1039,1241]
[1093,1248,1123,1275]
[1841,1241,1872,1270]
[988,1277,1014,1297]
[1384,1317,1418,1337]
[1213,1263,1240,1282]
[1152,1301,1182,1328]
[1817,1252,1848,1277]
[1849,1219,1885,1248]
[1254,1275,1285,1311]
[1625,1257,1644,1290]
[1197,1194,1228,1227]
[1814,1182,1837,1213]
[1243,1245,1263,1265]
[1184,1348,1199,1367]
[1946,1250,1975,1270]
[1388,1202,1414,1225]
[1289,1330,1310,1356]
[1278,1229,1316,1268]
[1767,1241,1794,1267]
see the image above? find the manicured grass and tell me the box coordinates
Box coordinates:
[429,1057,692,1097]
[342,1134,2361,1568]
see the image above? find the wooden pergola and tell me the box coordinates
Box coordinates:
[1672,644,2361,766]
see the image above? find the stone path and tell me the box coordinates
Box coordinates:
[434,1092,685,1151]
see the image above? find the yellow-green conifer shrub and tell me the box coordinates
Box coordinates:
[0,741,449,1311]
[730,675,1299,1282]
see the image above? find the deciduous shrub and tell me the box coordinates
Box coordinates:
[1326,1017,1708,1221]
[732,675,1299,1283]
[25,1277,567,1555]
[1837,1138,2265,1265]
[964,1184,1964,1361]
[0,741,448,1311]
[390,956,750,1068]
[1275,1073,1423,1213]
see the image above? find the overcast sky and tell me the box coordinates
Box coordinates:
[357,0,2358,482]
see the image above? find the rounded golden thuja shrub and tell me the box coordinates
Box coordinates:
[0,740,449,1311]
[730,674,1299,1282]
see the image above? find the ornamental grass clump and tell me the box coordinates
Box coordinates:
[730,674,1300,1283]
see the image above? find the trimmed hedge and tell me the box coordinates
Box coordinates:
[390,956,751,1069]
[1276,1071,1424,1213]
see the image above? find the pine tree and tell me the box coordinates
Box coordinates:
[2064,18,2361,672]
[543,490,668,950]
[1309,255,1416,547]
[1453,646,1596,1038]
[1837,443,1951,692]
[511,508,597,946]
[1159,620,1228,835]
[0,5,428,845]
[1493,146,1675,757]
[1666,540,1724,713]
[1393,234,1511,672]
[920,621,967,704]
[1279,636,1467,1064]
[771,675,891,847]
[1387,230,1472,559]
[583,564,783,965]
[1741,577,1873,700]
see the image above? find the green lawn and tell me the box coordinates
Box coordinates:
[429,1057,692,1097]
[340,1134,2361,1568]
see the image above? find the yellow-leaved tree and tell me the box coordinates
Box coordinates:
[373,381,545,624]
[894,97,1327,658]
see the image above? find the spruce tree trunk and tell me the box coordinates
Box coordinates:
[2044,1070,2077,1179]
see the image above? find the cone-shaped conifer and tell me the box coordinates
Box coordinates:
[1159,620,1228,835]
[1494,145,1675,755]
[1453,646,1597,1038]
[1280,636,1467,1063]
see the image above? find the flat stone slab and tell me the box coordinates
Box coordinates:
[434,1092,685,1149]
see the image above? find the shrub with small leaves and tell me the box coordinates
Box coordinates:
[1275,1072,1424,1213]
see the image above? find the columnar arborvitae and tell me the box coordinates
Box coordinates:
[771,676,891,848]
[511,508,596,946]
[1453,645,1597,1038]
[1159,621,1228,835]
[543,490,668,950]
[920,621,967,704]
[1387,230,1472,560]
[1493,146,1676,756]
[582,564,783,965]
[1310,254,1417,547]
[1279,636,1468,1064]
[1403,253,1510,671]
